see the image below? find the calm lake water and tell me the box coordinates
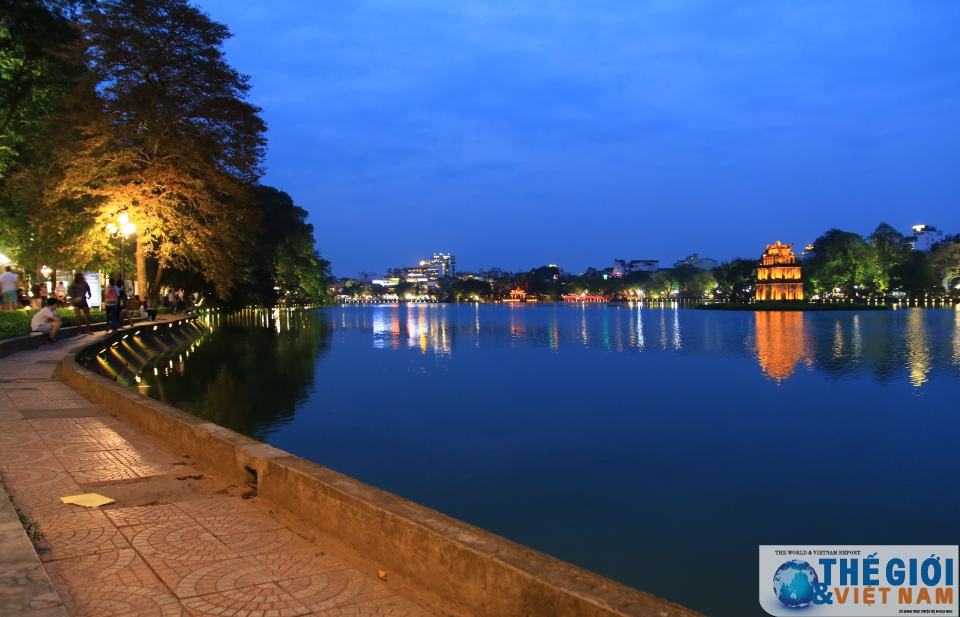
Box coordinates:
[132,304,960,617]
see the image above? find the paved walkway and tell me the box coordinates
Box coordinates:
[0,335,437,617]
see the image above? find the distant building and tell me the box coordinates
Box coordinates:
[674,254,719,271]
[905,225,944,252]
[612,259,659,277]
[419,253,456,278]
[756,241,804,302]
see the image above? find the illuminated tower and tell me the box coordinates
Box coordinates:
[756,241,804,302]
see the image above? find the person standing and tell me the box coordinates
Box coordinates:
[104,277,119,331]
[31,298,61,344]
[0,266,19,311]
[115,279,134,328]
[176,288,185,314]
[68,272,93,335]
[167,289,176,313]
[31,281,43,308]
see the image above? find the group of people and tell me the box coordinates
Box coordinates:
[21,271,165,344]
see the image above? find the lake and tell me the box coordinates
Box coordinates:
[131,303,960,617]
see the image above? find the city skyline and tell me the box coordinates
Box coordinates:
[195,0,959,277]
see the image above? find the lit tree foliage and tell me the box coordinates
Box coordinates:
[64,0,267,299]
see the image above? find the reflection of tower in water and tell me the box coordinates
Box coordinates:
[754,312,812,383]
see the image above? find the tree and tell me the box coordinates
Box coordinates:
[243,186,330,306]
[804,229,877,298]
[714,258,757,302]
[0,0,86,176]
[889,251,940,298]
[64,0,267,301]
[446,279,492,302]
[868,222,911,294]
[930,235,960,294]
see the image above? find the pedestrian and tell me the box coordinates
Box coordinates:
[68,272,93,335]
[31,298,61,344]
[116,279,134,328]
[0,266,18,311]
[31,281,43,308]
[176,288,185,314]
[167,289,176,313]
[104,277,119,331]
[55,280,67,308]
[39,280,49,306]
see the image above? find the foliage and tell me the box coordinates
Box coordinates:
[0,0,86,176]
[447,279,492,301]
[236,186,331,306]
[713,258,757,302]
[61,0,267,297]
[889,251,941,297]
[804,229,878,298]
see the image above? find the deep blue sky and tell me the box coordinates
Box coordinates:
[198,0,960,277]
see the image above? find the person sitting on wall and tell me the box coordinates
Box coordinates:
[31,298,61,344]
[141,297,158,321]
[54,280,67,308]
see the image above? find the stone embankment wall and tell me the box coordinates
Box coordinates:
[62,317,704,617]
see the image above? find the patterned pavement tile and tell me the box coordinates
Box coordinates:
[61,455,141,483]
[0,429,42,449]
[175,499,249,518]
[218,526,315,557]
[5,480,83,519]
[55,583,188,617]
[0,467,76,489]
[104,503,187,528]
[39,511,132,561]
[121,520,240,563]
[0,443,59,471]
[191,512,288,536]
[182,581,310,617]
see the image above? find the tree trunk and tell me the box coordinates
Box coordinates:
[136,238,148,302]
[151,263,164,305]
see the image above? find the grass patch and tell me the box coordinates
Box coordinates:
[6,493,44,543]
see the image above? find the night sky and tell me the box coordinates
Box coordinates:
[196,0,960,277]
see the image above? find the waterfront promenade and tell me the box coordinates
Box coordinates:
[0,333,438,617]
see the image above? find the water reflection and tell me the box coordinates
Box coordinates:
[954,307,960,366]
[326,304,959,387]
[753,312,811,383]
[906,309,930,387]
[137,309,331,440]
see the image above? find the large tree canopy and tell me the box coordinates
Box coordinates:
[65,0,267,298]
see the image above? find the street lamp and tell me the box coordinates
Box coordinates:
[106,213,137,284]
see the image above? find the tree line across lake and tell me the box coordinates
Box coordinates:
[0,0,331,307]
[342,222,960,303]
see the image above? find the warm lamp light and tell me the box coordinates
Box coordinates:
[118,213,129,225]
[106,223,118,233]
[122,222,136,235]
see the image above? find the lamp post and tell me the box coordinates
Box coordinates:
[106,213,137,284]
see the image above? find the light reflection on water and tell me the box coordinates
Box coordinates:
[314,303,959,388]
[156,304,960,617]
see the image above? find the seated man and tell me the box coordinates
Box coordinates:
[31,298,61,344]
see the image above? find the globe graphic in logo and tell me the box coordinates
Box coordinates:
[772,560,819,608]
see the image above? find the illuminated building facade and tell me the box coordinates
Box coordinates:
[756,240,804,301]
